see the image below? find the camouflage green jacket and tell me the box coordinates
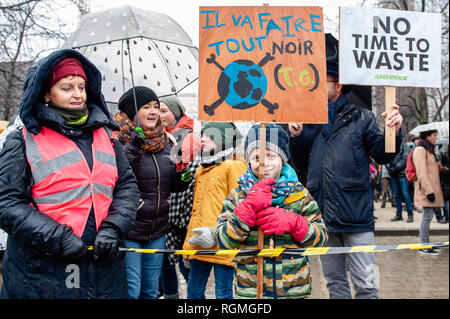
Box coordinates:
[215,180,328,299]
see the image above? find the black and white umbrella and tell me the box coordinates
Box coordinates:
[63,5,198,109]
[409,120,449,140]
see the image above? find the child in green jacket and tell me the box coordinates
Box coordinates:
[215,123,328,299]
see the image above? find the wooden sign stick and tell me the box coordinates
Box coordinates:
[257,6,270,300]
[256,123,266,299]
[385,86,396,153]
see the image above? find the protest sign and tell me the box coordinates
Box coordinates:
[198,6,327,123]
[340,7,441,152]
[339,7,441,88]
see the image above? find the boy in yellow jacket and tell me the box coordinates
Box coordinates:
[183,122,247,299]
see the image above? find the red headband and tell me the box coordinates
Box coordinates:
[46,58,87,91]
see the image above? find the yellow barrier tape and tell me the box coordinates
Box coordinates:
[397,243,424,250]
[129,249,158,254]
[85,241,448,257]
[214,249,242,256]
[302,247,330,256]
[257,248,285,257]
[349,245,377,253]
[174,250,197,255]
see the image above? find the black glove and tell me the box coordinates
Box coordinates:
[93,223,121,260]
[60,227,87,260]
[427,193,436,202]
[131,127,145,146]
[171,167,193,192]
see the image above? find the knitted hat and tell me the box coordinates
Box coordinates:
[159,95,185,121]
[326,33,339,78]
[46,58,87,91]
[244,123,290,164]
[326,33,352,94]
[201,122,242,151]
[118,86,159,121]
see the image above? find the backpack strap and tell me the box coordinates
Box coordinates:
[171,128,193,163]
[166,131,177,146]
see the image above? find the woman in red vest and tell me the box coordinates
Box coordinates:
[0,49,140,298]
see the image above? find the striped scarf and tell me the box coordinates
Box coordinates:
[237,164,298,205]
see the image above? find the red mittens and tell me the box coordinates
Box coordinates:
[256,207,309,242]
[246,178,275,211]
[234,178,275,227]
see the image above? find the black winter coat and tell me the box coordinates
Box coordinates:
[0,49,140,298]
[124,140,176,242]
[386,143,410,178]
[290,96,402,233]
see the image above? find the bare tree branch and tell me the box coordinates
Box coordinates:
[0,0,79,121]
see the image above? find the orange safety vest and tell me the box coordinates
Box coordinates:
[23,127,118,237]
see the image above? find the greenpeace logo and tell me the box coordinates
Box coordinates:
[375,74,408,81]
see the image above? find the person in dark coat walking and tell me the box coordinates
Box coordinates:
[441,145,449,223]
[113,86,191,299]
[288,35,404,299]
[0,49,140,299]
[386,142,414,222]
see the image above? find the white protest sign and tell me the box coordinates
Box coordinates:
[339,7,441,88]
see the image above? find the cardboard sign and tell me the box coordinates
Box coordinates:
[198,6,327,123]
[339,7,441,88]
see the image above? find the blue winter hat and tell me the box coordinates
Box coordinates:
[244,123,290,164]
[326,33,339,78]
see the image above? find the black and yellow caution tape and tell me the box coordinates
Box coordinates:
[88,241,448,257]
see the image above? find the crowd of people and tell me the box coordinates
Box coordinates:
[370,137,449,256]
[0,33,447,300]
[373,140,449,221]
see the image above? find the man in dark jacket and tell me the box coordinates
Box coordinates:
[288,35,403,299]
[386,142,414,222]
[0,49,140,298]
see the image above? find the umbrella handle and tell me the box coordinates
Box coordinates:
[125,39,140,127]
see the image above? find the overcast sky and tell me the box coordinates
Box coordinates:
[89,0,367,46]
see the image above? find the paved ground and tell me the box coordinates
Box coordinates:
[371,200,449,234]
[308,235,448,299]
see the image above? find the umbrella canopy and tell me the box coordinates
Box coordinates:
[409,120,449,140]
[63,5,198,104]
